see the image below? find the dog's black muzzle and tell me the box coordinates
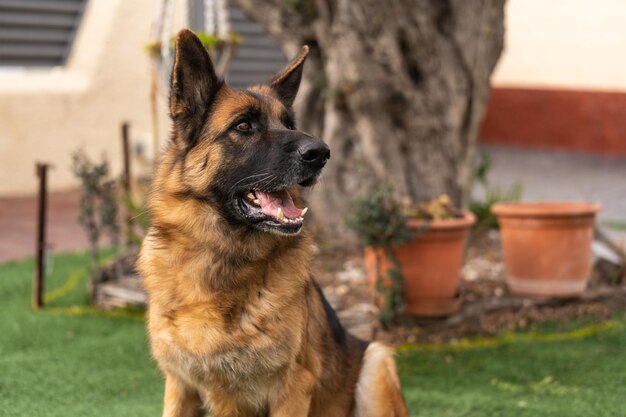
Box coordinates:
[297,139,330,171]
[269,130,330,186]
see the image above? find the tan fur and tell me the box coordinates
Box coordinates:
[138,30,407,417]
[355,343,410,417]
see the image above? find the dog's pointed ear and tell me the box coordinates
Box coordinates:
[170,29,221,145]
[270,45,309,107]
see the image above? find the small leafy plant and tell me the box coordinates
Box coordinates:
[401,194,463,221]
[348,185,411,326]
[349,186,468,325]
[470,183,523,229]
[471,150,523,229]
[348,185,411,248]
[71,151,120,274]
[145,31,242,56]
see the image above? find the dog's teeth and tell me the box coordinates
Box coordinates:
[276,208,284,220]
[253,199,260,205]
[301,207,308,217]
[246,192,255,200]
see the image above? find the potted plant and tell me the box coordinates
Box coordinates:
[492,201,602,297]
[349,188,475,321]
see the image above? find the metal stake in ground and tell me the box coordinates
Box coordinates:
[121,122,133,245]
[34,162,49,309]
[121,122,131,192]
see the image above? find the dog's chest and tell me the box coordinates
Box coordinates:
[150,293,304,389]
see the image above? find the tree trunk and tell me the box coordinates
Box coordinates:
[232,0,506,237]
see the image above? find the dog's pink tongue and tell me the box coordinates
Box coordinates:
[256,190,303,218]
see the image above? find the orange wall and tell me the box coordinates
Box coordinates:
[479,87,626,156]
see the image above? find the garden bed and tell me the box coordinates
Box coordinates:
[313,230,626,344]
[89,230,625,344]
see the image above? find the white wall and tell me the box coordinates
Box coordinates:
[0,0,170,196]
[3,0,625,195]
[493,0,626,91]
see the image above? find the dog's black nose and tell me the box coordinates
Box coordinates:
[298,141,330,169]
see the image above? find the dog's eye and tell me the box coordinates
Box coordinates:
[236,121,252,132]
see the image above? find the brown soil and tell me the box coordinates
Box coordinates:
[314,229,626,344]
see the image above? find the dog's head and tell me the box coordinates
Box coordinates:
[164,29,329,236]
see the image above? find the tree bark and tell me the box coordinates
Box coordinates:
[232,0,506,236]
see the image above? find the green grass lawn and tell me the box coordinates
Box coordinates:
[0,252,162,417]
[1,252,625,416]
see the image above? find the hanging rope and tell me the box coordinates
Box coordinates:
[147,0,236,155]
[159,0,174,84]
[146,0,238,159]
[204,0,216,34]
[215,0,230,38]
[181,0,190,30]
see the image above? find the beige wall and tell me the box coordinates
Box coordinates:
[3,0,626,195]
[494,0,626,91]
[0,0,169,196]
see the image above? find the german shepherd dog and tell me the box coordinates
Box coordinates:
[138,29,409,417]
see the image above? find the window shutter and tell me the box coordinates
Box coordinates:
[226,7,287,90]
[0,0,86,67]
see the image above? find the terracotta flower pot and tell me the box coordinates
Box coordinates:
[364,211,476,317]
[492,202,602,297]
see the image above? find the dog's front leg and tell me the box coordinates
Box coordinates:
[269,367,315,417]
[162,372,204,417]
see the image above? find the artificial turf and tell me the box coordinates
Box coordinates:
[398,319,626,416]
[0,252,162,417]
[1,252,625,416]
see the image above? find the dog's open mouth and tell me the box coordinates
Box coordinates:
[238,188,307,234]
